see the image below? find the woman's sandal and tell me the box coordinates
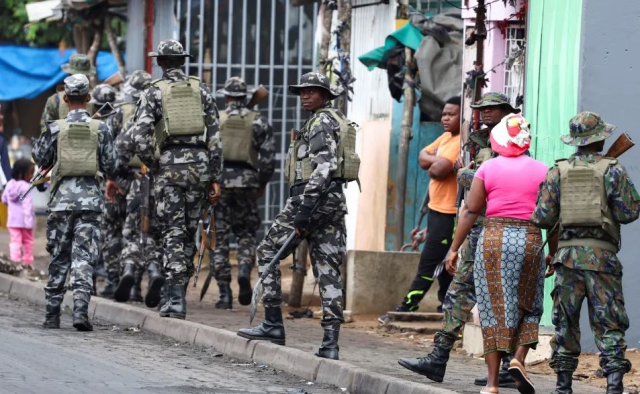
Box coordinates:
[480,387,499,394]
[508,359,535,394]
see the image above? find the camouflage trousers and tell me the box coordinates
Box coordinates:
[435,224,481,349]
[120,177,163,271]
[45,211,101,308]
[155,180,208,281]
[101,193,127,274]
[257,194,346,326]
[550,264,631,375]
[209,188,261,284]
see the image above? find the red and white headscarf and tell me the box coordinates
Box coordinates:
[489,114,531,157]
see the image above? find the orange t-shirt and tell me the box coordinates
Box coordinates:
[422,132,460,214]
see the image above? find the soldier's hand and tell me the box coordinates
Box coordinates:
[444,249,459,276]
[545,255,555,278]
[256,187,266,200]
[208,182,221,205]
[294,204,313,235]
[453,157,465,171]
[105,179,125,203]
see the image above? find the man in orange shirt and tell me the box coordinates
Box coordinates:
[380,96,461,322]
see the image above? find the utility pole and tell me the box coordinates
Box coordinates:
[473,0,486,103]
[336,0,352,115]
[394,1,415,251]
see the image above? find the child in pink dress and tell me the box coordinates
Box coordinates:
[1,159,35,265]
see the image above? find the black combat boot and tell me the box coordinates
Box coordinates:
[552,371,573,394]
[606,372,624,394]
[145,262,166,308]
[215,283,233,309]
[157,285,169,311]
[237,305,286,345]
[72,298,93,332]
[114,263,135,303]
[474,353,516,387]
[237,264,252,306]
[398,346,450,383]
[99,271,120,298]
[129,268,143,302]
[159,279,187,319]
[42,303,61,329]
[315,321,340,360]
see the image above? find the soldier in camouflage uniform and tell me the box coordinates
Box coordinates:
[83,84,124,299]
[107,70,166,307]
[130,40,222,319]
[238,72,351,361]
[33,74,117,331]
[40,54,96,127]
[206,76,275,309]
[399,92,519,386]
[531,112,640,394]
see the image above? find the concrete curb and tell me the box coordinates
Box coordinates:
[1,273,458,394]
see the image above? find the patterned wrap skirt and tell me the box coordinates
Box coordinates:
[474,216,545,355]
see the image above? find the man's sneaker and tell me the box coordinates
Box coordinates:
[378,305,411,325]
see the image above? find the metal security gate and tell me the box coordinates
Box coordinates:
[176,0,319,236]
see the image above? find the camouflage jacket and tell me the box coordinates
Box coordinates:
[33,109,117,212]
[456,130,491,188]
[131,68,222,186]
[221,100,275,189]
[297,103,346,213]
[111,115,137,190]
[40,90,63,128]
[531,152,640,274]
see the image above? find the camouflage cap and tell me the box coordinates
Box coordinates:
[61,54,96,76]
[217,76,248,97]
[64,74,90,96]
[148,39,192,58]
[288,72,339,99]
[470,92,520,114]
[89,84,117,105]
[561,111,616,147]
[123,70,152,102]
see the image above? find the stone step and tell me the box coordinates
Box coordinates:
[386,312,444,322]
[383,321,441,335]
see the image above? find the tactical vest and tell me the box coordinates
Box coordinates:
[557,157,621,252]
[284,108,360,186]
[56,91,96,119]
[219,111,259,168]
[50,120,100,190]
[120,102,142,167]
[475,147,493,168]
[152,77,205,149]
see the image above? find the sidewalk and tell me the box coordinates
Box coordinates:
[0,228,609,393]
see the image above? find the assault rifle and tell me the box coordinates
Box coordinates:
[19,165,52,201]
[194,205,215,294]
[605,132,634,158]
[139,165,152,257]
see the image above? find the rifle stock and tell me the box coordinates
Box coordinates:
[247,85,269,108]
[605,132,634,158]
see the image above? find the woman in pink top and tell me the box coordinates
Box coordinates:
[444,114,550,394]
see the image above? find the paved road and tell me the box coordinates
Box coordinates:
[0,294,340,394]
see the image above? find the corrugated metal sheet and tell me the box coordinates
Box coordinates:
[348,0,396,124]
[524,0,583,326]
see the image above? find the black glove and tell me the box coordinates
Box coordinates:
[293,204,313,231]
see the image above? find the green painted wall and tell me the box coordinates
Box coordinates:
[524,0,583,325]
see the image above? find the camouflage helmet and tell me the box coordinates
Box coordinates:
[561,111,616,147]
[288,72,339,99]
[123,70,152,102]
[90,84,117,105]
[148,39,192,58]
[217,76,248,97]
[64,74,90,96]
[61,54,96,76]
[470,92,520,114]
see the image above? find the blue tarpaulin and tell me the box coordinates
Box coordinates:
[0,45,120,101]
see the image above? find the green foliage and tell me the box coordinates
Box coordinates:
[0,0,70,47]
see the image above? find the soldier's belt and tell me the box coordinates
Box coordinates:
[557,238,618,253]
[290,181,343,197]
